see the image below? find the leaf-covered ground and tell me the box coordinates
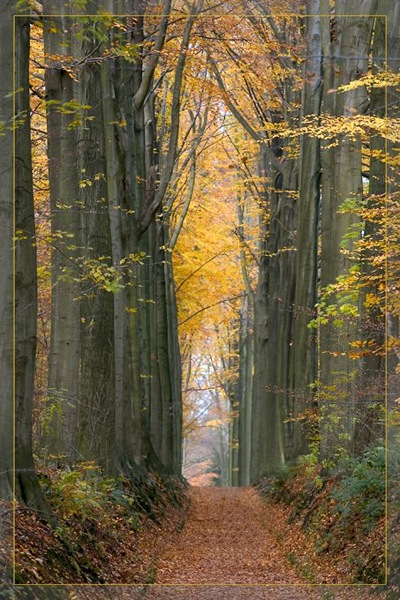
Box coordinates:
[10,484,391,598]
[14,472,188,585]
[141,487,381,599]
[156,487,306,585]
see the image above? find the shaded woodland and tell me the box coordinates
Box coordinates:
[1,0,399,591]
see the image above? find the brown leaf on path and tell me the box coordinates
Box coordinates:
[155,487,311,586]
[143,487,383,599]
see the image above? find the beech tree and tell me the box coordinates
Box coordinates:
[0,1,15,501]
[43,0,81,463]
[38,0,201,479]
[74,11,116,471]
[318,0,379,460]
[9,3,52,516]
[291,0,322,459]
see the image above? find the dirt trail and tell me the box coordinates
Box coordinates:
[140,487,372,599]
[65,487,378,599]
[156,487,302,585]
[50,487,380,600]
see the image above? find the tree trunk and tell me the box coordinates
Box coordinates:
[0,0,15,501]
[251,146,289,480]
[100,54,143,473]
[15,13,54,519]
[291,1,322,460]
[352,13,385,455]
[75,34,115,472]
[319,0,377,460]
[238,294,253,486]
[43,3,81,464]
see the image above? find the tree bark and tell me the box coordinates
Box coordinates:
[319,0,377,460]
[352,13,385,455]
[15,12,54,520]
[238,293,254,486]
[291,1,323,460]
[0,0,15,501]
[75,31,115,472]
[43,2,81,464]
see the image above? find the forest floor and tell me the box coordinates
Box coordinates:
[155,487,313,585]
[139,487,381,599]
[11,484,390,599]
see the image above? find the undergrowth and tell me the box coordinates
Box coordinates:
[386,422,400,599]
[258,443,385,584]
[15,461,188,584]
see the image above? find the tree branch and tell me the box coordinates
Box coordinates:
[176,251,227,292]
[134,0,172,110]
[138,3,200,237]
[207,55,284,174]
[178,294,244,326]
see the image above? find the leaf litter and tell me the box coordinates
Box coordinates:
[143,487,382,599]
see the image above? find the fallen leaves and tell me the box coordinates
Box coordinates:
[14,476,187,585]
[156,487,309,585]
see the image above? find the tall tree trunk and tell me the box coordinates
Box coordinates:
[43,3,81,464]
[165,249,183,474]
[291,1,323,460]
[154,224,175,473]
[15,13,53,519]
[236,193,254,486]
[238,293,253,486]
[352,14,385,455]
[100,53,143,473]
[380,0,400,468]
[275,161,298,463]
[250,153,272,482]
[251,146,290,480]
[319,0,377,460]
[0,0,15,501]
[75,29,115,472]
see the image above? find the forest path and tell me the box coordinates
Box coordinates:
[142,487,333,599]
